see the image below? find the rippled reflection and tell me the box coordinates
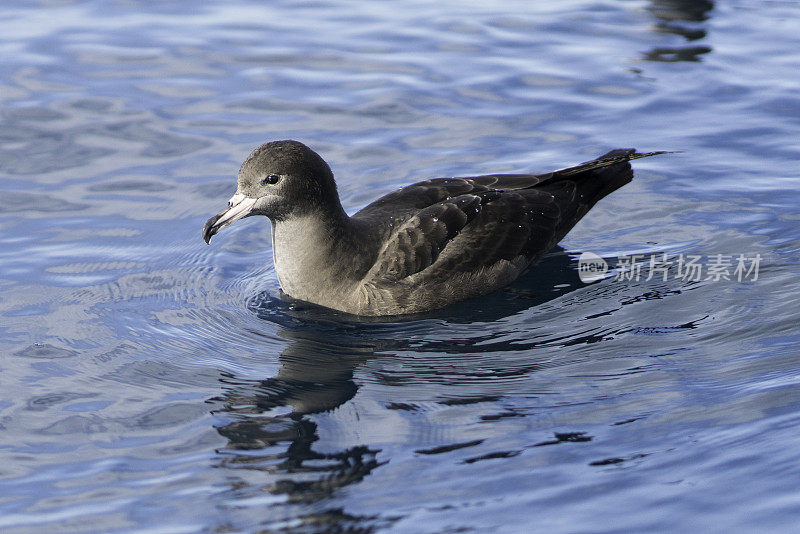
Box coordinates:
[643,0,715,62]
[210,319,384,529]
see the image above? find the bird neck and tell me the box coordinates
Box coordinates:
[269,206,370,306]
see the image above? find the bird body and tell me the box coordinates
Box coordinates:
[203,140,665,316]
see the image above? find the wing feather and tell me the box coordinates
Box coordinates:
[365,188,563,287]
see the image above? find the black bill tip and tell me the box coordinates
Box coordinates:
[202,213,222,244]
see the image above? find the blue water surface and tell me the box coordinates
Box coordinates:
[2,0,800,532]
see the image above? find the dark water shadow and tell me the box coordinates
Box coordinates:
[643,0,715,62]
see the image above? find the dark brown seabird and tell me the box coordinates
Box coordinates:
[203,140,666,316]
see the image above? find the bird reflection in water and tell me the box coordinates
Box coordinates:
[209,310,386,521]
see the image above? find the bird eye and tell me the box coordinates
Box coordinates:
[263,174,280,185]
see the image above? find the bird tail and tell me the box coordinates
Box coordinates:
[555,150,674,177]
[556,149,674,205]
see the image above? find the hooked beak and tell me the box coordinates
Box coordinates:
[203,193,259,244]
